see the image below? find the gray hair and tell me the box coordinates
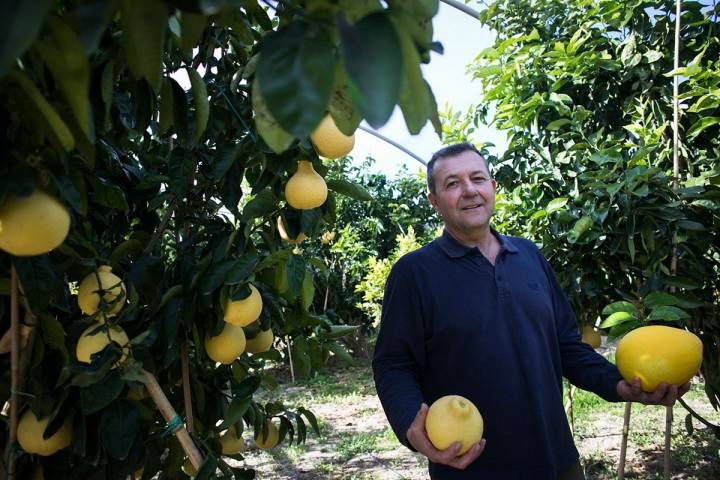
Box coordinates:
[427,143,489,194]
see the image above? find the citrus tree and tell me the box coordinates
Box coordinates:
[0,1,443,478]
[447,0,719,408]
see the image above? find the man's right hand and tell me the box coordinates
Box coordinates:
[406,403,486,470]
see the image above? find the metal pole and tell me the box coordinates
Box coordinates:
[440,0,481,19]
[357,125,427,166]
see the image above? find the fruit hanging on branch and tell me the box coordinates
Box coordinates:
[244,327,274,354]
[285,161,328,210]
[0,189,70,256]
[277,216,307,244]
[205,323,246,365]
[425,395,484,455]
[311,114,355,159]
[77,266,127,317]
[616,325,703,392]
[254,420,280,450]
[75,322,130,366]
[17,410,73,456]
[224,283,263,327]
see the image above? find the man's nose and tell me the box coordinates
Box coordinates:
[461,179,479,196]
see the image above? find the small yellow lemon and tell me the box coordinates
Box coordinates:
[220,426,246,454]
[425,395,483,455]
[285,161,327,210]
[254,420,279,450]
[277,216,307,244]
[245,328,274,354]
[581,325,602,349]
[77,266,126,317]
[616,325,702,392]
[205,323,246,364]
[76,322,129,365]
[310,114,355,159]
[224,284,263,327]
[0,190,70,256]
[17,410,73,456]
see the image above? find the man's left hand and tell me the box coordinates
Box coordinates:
[616,377,691,406]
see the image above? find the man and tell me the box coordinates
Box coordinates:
[372,143,690,479]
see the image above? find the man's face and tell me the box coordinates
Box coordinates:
[427,150,496,236]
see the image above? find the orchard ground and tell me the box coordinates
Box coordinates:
[236,343,720,480]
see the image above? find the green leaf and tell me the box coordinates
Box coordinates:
[326,178,371,202]
[169,77,190,142]
[220,397,252,428]
[647,306,690,322]
[291,336,311,377]
[187,68,209,144]
[8,71,75,151]
[89,177,130,213]
[158,78,174,135]
[225,253,259,285]
[338,0,383,23]
[80,370,124,414]
[241,188,279,221]
[301,271,314,310]
[687,117,720,138]
[121,0,167,93]
[36,16,92,137]
[338,12,402,128]
[159,285,183,310]
[201,258,235,295]
[0,0,53,76]
[546,118,571,131]
[325,340,355,365]
[602,301,638,316]
[252,77,294,153]
[546,197,568,214]
[328,64,362,136]
[567,216,593,244]
[101,60,115,130]
[392,14,433,134]
[180,12,207,55]
[318,325,360,339]
[677,219,705,231]
[643,292,678,309]
[600,311,634,328]
[257,21,335,136]
[100,400,140,460]
[286,254,306,297]
[232,375,261,399]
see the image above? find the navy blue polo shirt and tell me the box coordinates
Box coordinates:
[372,229,623,479]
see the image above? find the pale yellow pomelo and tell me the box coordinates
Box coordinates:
[205,323,246,364]
[224,284,263,326]
[285,161,327,210]
[254,420,279,450]
[425,395,483,455]
[245,328,274,354]
[17,410,73,456]
[581,325,602,349]
[220,426,246,454]
[311,114,355,159]
[77,265,126,317]
[616,325,702,392]
[277,216,307,244]
[0,190,70,256]
[76,322,129,365]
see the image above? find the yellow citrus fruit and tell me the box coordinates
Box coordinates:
[76,322,129,365]
[581,325,602,349]
[254,420,279,450]
[425,395,483,455]
[277,216,307,244]
[0,190,70,256]
[181,457,195,477]
[245,328,274,354]
[285,161,327,210]
[220,426,246,454]
[224,284,263,326]
[205,323,246,364]
[310,114,355,159]
[17,410,73,456]
[616,325,703,392]
[77,265,126,317]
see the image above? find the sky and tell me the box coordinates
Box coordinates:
[350,2,506,178]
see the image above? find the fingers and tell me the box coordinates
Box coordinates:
[447,439,487,470]
[619,378,693,406]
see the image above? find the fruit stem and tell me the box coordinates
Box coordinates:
[678,397,720,432]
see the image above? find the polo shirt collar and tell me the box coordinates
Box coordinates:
[437,228,519,258]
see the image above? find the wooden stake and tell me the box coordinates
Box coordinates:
[142,369,203,471]
[564,384,576,435]
[7,265,19,480]
[664,405,673,479]
[618,402,632,480]
[180,343,194,434]
[286,336,295,384]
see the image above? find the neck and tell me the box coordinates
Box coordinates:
[445,225,497,252]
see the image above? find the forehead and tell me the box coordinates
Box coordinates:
[433,150,490,179]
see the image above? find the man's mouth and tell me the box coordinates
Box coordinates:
[461,204,482,210]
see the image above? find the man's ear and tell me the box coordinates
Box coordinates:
[428,191,437,210]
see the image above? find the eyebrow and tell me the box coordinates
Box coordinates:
[442,170,489,183]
